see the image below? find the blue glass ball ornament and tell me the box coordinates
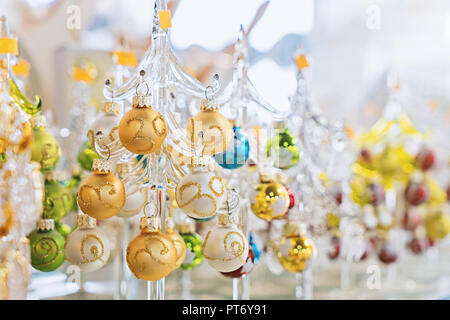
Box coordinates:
[249,232,262,264]
[213,126,250,169]
[193,214,216,223]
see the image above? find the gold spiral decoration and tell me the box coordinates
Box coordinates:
[209,176,224,197]
[31,237,61,267]
[41,143,58,168]
[152,114,166,137]
[80,234,105,264]
[78,182,119,209]
[126,117,155,151]
[130,236,174,273]
[178,182,217,217]
[224,231,245,263]
[202,230,246,263]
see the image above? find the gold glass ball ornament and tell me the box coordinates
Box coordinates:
[30,115,60,171]
[202,213,249,273]
[175,158,226,219]
[64,214,111,272]
[277,221,316,273]
[250,169,290,221]
[126,216,177,281]
[87,101,122,150]
[186,97,233,155]
[425,210,450,241]
[118,88,167,155]
[165,218,187,268]
[77,159,125,220]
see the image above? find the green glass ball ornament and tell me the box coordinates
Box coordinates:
[55,221,72,239]
[43,175,74,221]
[77,140,98,172]
[28,219,65,272]
[267,126,299,170]
[30,117,60,171]
[179,223,203,270]
[64,167,85,212]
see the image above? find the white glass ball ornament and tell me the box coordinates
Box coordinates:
[116,162,148,218]
[202,214,249,272]
[175,162,226,220]
[87,102,122,148]
[65,214,111,272]
[117,183,148,218]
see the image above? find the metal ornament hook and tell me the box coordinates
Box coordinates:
[95,131,112,161]
[105,79,114,102]
[205,85,213,100]
[136,70,150,97]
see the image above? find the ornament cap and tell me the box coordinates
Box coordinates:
[200,98,218,111]
[273,120,286,130]
[188,155,208,169]
[116,161,133,177]
[166,217,175,230]
[283,221,306,236]
[30,115,46,129]
[218,213,231,226]
[132,95,152,108]
[102,101,121,115]
[140,216,160,232]
[44,170,67,182]
[277,172,288,185]
[259,167,277,182]
[77,213,96,229]
[178,221,195,234]
[37,219,54,231]
[92,158,112,173]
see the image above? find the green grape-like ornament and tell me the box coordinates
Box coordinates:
[77,140,98,171]
[28,219,65,272]
[179,223,203,270]
[267,126,299,170]
[64,167,85,212]
[30,116,60,171]
[55,221,72,239]
[43,175,74,221]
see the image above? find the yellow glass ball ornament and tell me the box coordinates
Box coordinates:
[425,211,450,241]
[165,217,187,268]
[64,214,111,272]
[186,97,232,155]
[118,78,167,154]
[87,101,122,150]
[77,159,125,220]
[277,221,316,273]
[202,213,249,273]
[30,115,60,171]
[250,169,290,221]
[175,157,226,220]
[126,216,177,281]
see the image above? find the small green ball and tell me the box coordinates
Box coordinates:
[31,128,60,171]
[64,172,85,212]
[180,232,203,270]
[29,228,65,272]
[43,180,74,221]
[55,221,72,239]
[267,128,300,170]
[77,140,98,171]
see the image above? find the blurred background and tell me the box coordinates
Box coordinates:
[2,0,449,132]
[2,0,450,299]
